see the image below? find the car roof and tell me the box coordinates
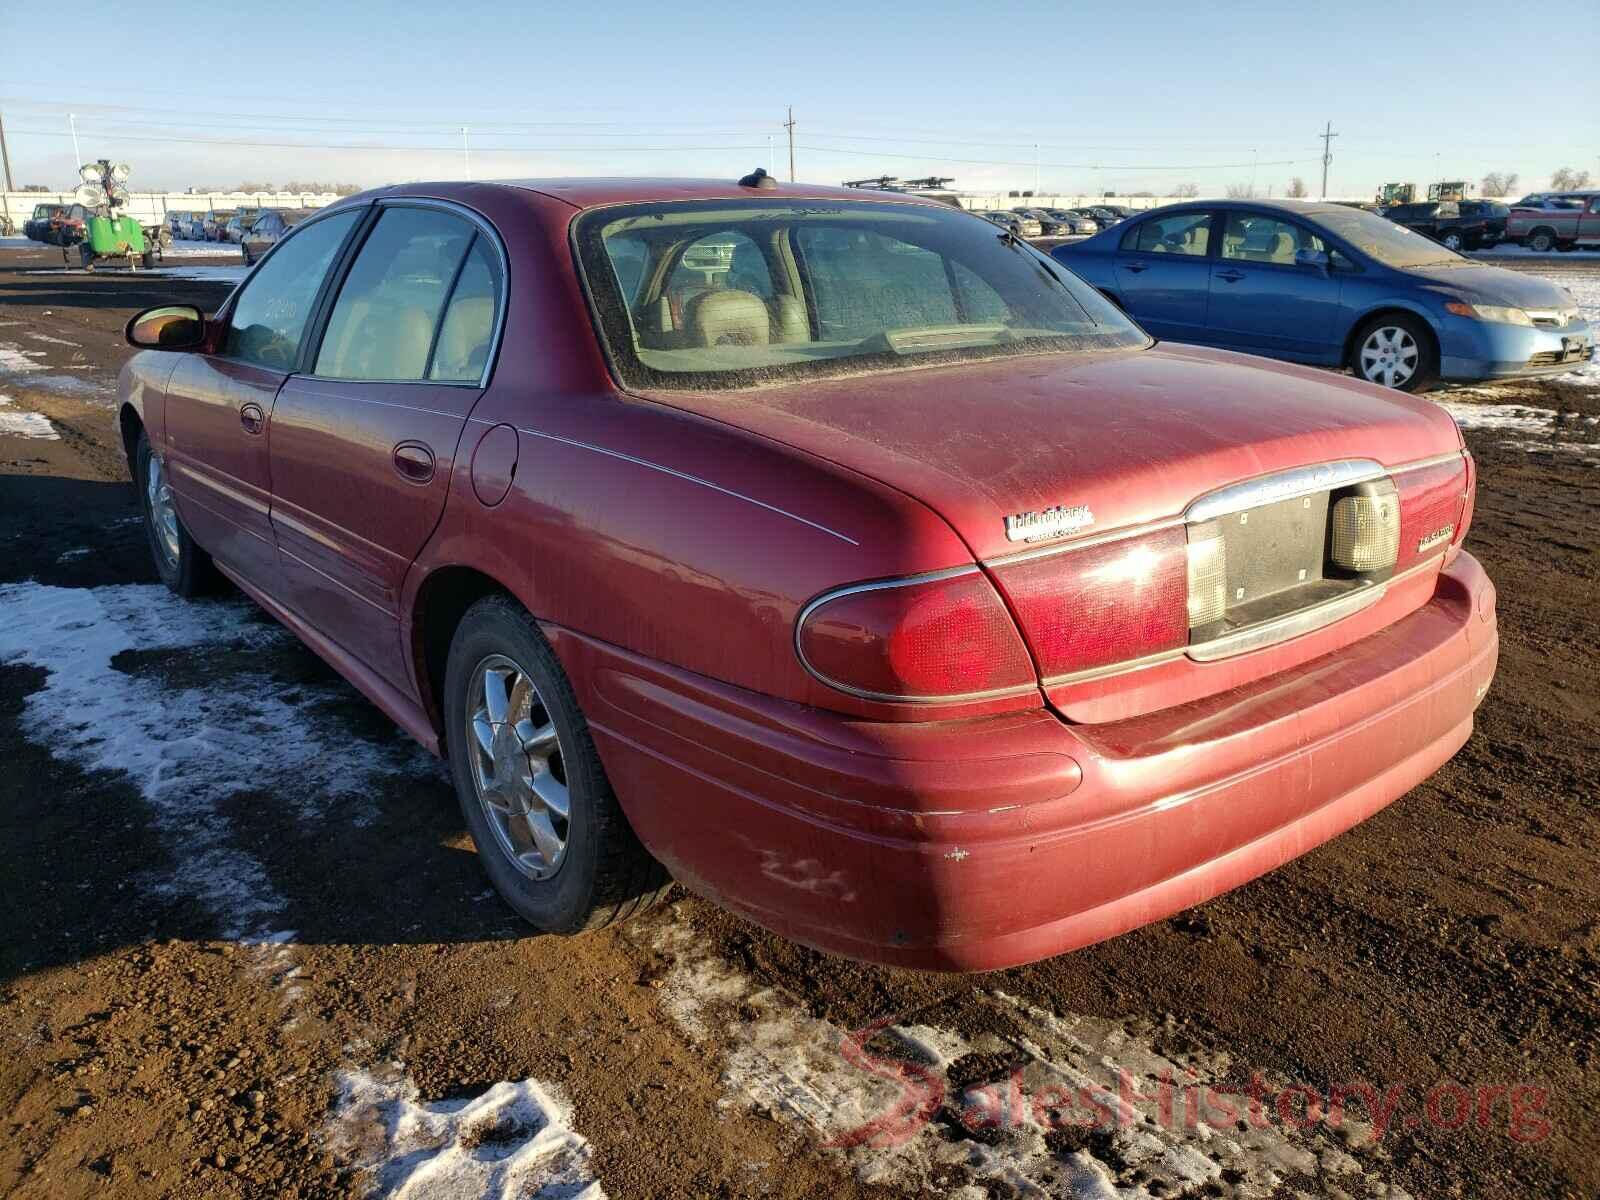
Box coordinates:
[349,178,956,212]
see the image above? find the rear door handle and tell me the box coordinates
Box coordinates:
[239,402,265,434]
[393,442,436,484]
[1216,269,1245,283]
[1124,262,1149,274]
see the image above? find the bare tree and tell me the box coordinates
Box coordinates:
[1550,167,1592,190]
[1172,182,1199,198]
[1480,171,1519,198]
[1286,177,1309,198]
[1224,182,1256,199]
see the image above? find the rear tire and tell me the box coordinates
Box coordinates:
[1440,231,1463,252]
[135,430,215,596]
[1527,229,1556,253]
[1351,313,1437,392]
[444,594,670,934]
[141,251,156,269]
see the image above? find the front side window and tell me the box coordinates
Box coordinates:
[1122,212,1211,256]
[223,209,361,370]
[576,199,1145,391]
[314,207,475,381]
[1220,213,1324,265]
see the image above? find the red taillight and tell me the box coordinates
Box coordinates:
[796,569,1036,700]
[988,527,1189,680]
[1448,453,1476,563]
[1394,457,1468,573]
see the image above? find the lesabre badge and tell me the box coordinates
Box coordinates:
[1005,504,1095,543]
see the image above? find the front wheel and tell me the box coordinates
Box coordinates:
[140,251,156,269]
[1351,314,1437,392]
[1440,231,1463,252]
[136,431,214,595]
[444,595,669,934]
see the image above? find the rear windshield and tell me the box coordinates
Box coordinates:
[574,198,1147,391]
[1315,207,1466,269]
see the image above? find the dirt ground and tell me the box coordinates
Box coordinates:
[1,244,1596,1200]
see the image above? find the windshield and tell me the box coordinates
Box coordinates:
[575,199,1147,391]
[1315,207,1466,268]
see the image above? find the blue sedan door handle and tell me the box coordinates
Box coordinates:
[1216,269,1245,282]
[1125,262,1150,274]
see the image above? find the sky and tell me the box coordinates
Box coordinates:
[2,0,1595,200]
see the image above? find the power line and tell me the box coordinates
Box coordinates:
[6,127,770,154]
[799,143,1323,172]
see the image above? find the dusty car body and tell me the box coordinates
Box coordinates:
[117,178,1497,971]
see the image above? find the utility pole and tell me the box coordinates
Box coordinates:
[1033,143,1040,196]
[784,106,796,182]
[69,113,81,168]
[1319,120,1338,199]
[461,126,471,181]
[0,108,15,192]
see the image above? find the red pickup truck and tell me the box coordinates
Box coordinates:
[1506,191,1600,252]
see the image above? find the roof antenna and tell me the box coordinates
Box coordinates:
[738,167,778,190]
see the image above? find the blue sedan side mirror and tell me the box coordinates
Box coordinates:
[1295,248,1331,272]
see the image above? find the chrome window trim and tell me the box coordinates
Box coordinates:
[300,196,511,391]
[793,566,1041,704]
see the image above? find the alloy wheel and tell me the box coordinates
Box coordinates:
[465,653,570,881]
[1359,326,1419,388]
[1442,233,1462,251]
[146,453,181,568]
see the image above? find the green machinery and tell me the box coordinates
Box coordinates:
[1428,181,1469,202]
[73,160,159,270]
[1377,182,1417,206]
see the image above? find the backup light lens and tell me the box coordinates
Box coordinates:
[797,570,1036,700]
[1330,492,1400,572]
[1185,520,1227,629]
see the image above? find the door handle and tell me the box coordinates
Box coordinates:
[239,402,265,434]
[1216,269,1245,282]
[393,442,436,484]
[1125,262,1149,274]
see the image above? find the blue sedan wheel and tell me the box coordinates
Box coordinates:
[1353,314,1437,392]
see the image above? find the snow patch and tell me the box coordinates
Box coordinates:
[647,918,1408,1199]
[0,342,46,372]
[0,583,436,939]
[24,332,79,347]
[324,1066,605,1199]
[0,395,57,439]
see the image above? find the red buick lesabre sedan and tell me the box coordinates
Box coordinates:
[117,175,1498,971]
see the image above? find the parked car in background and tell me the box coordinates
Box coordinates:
[23,203,66,242]
[1088,205,1136,225]
[1457,200,1509,248]
[30,203,90,246]
[978,210,1043,237]
[239,208,314,264]
[1013,207,1073,236]
[222,212,260,243]
[117,177,1495,972]
[202,210,237,241]
[1506,192,1599,252]
[1046,209,1101,235]
[181,213,211,241]
[166,211,192,238]
[1052,199,1593,391]
[1381,201,1488,252]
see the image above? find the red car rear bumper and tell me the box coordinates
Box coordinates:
[547,552,1497,972]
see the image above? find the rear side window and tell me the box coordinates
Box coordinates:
[224,210,361,370]
[430,239,502,382]
[1122,212,1211,255]
[1219,213,1323,264]
[315,207,475,381]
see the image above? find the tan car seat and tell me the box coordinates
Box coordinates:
[320,299,434,379]
[432,296,495,380]
[685,290,770,347]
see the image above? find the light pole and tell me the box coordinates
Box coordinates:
[69,113,82,168]
[461,127,471,181]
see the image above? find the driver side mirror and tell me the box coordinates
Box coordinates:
[126,304,207,350]
[1294,248,1331,273]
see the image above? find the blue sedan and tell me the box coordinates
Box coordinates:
[1050,199,1594,391]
